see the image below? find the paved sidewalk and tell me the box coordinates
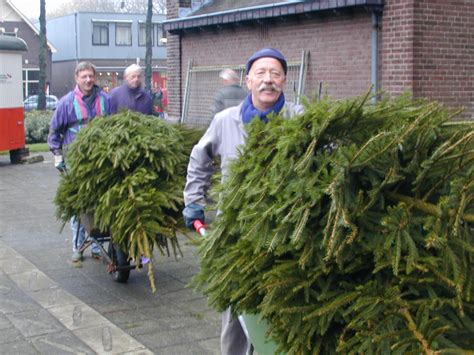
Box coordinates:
[0,154,220,354]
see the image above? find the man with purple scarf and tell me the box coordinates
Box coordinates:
[183,48,303,355]
[48,61,111,262]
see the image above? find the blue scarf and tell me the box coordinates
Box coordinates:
[241,92,285,124]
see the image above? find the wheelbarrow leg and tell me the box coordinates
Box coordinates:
[87,235,113,264]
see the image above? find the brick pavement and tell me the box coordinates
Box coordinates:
[0,154,220,354]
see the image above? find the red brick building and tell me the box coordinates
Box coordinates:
[163,0,473,122]
[0,0,56,98]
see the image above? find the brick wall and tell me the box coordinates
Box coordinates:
[170,10,373,120]
[167,0,474,120]
[380,0,473,118]
[413,0,474,118]
[380,0,415,96]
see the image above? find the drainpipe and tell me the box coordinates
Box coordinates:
[371,10,380,103]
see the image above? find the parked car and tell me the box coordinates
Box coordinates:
[23,95,59,111]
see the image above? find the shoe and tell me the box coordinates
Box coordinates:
[71,251,83,262]
[91,251,102,259]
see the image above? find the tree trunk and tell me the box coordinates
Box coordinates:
[145,0,153,92]
[38,0,47,110]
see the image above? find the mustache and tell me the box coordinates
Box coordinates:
[257,83,282,93]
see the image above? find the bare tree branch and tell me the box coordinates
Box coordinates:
[145,0,153,91]
[47,0,166,18]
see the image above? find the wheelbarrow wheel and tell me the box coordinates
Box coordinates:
[107,243,130,283]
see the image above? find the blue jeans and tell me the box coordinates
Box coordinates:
[70,216,100,253]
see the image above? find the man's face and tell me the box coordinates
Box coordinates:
[246,57,286,111]
[125,71,143,89]
[75,69,96,96]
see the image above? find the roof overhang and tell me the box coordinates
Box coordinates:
[6,0,57,53]
[163,0,385,34]
[91,19,133,23]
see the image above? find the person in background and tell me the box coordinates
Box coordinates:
[109,64,153,115]
[210,68,247,119]
[182,48,304,355]
[152,85,165,118]
[48,61,111,262]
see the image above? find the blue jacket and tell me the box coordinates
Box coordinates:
[48,85,110,155]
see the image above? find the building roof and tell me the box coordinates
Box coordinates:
[5,0,57,52]
[190,0,290,15]
[163,0,385,33]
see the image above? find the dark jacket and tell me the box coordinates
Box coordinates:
[109,84,153,115]
[210,84,247,119]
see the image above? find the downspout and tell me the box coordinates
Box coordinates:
[371,10,380,103]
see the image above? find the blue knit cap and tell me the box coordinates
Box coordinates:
[245,48,288,75]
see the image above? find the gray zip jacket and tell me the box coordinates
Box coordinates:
[184,101,304,206]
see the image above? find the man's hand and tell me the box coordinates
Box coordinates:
[183,203,205,230]
[54,155,66,172]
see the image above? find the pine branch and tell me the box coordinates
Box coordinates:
[386,191,474,223]
[399,308,436,355]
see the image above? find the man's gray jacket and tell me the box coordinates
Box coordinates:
[184,101,304,206]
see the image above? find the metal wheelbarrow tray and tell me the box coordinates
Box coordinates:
[76,212,143,283]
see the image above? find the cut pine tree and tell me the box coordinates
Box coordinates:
[194,94,474,354]
[55,111,202,292]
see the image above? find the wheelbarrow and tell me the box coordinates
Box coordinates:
[75,213,145,283]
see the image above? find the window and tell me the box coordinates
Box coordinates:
[116,23,132,46]
[157,25,166,46]
[22,69,40,98]
[138,24,154,46]
[92,23,109,45]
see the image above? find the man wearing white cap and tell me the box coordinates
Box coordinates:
[183,48,304,354]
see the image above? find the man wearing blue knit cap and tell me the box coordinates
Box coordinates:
[183,48,303,355]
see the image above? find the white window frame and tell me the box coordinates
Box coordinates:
[116,23,132,46]
[138,23,154,47]
[157,25,166,46]
[92,22,109,45]
[23,68,40,98]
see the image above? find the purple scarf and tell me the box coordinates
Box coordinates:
[241,92,285,124]
[73,85,105,123]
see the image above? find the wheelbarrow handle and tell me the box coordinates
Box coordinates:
[193,219,207,237]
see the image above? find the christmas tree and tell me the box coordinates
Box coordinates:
[55,111,202,292]
[194,94,474,354]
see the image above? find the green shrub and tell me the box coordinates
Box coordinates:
[24,110,53,144]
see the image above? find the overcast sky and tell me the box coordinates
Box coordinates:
[10,0,63,19]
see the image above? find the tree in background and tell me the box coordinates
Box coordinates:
[121,0,166,14]
[37,0,47,110]
[145,0,153,91]
[47,0,165,18]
